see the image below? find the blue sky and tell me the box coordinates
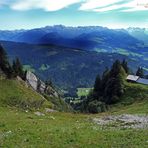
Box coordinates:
[0,0,148,30]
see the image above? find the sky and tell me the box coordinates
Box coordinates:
[0,0,148,30]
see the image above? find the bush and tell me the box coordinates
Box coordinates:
[88,100,107,113]
[111,95,120,104]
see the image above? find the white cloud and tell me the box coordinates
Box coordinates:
[92,1,135,12]
[79,0,148,12]
[79,0,121,11]
[11,0,82,11]
[122,7,148,12]
[93,5,123,12]
[1,0,148,12]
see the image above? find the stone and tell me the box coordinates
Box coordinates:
[34,112,45,116]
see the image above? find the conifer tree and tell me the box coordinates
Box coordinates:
[93,74,102,100]
[101,67,110,92]
[12,57,24,78]
[104,60,125,104]
[136,67,144,78]
[0,44,13,78]
[104,73,124,104]
[94,75,101,93]
[0,44,9,71]
[110,60,121,77]
[122,59,129,74]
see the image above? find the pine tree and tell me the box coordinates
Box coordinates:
[94,74,101,93]
[0,44,13,78]
[110,60,121,77]
[136,67,144,78]
[104,75,125,104]
[12,57,24,78]
[122,59,129,74]
[101,67,110,93]
[0,44,8,71]
[103,60,125,104]
[93,74,102,100]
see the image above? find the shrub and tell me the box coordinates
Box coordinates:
[88,100,107,113]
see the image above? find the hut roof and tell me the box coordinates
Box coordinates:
[126,75,139,82]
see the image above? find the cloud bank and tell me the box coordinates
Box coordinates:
[11,0,82,11]
[1,0,148,12]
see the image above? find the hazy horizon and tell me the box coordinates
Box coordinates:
[0,24,148,31]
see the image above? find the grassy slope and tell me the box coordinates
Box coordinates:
[44,94,72,112]
[109,82,148,114]
[0,78,52,109]
[0,81,148,147]
[0,107,147,148]
[0,78,71,111]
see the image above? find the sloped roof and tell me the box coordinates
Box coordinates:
[126,75,139,82]
[126,75,148,85]
[137,78,148,85]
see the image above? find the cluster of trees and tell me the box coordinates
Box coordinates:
[93,60,127,104]
[0,44,25,79]
[80,60,128,113]
[80,59,148,113]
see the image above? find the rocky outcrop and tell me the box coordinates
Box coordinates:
[26,71,38,91]
[92,114,148,129]
[25,71,59,98]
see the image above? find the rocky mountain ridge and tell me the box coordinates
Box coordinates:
[25,71,59,98]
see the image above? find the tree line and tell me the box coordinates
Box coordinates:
[0,44,25,79]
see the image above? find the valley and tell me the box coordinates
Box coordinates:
[1,0,148,147]
[0,25,148,148]
[1,40,147,96]
[0,26,148,95]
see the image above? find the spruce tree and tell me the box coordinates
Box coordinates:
[122,59,129,74]
[12,57,24,78]
[0,44,9,71]
[136,67,144,78]
[110,60,121,77]
[0,44,13,78]
[101,67,110,93]
[104,60,125,104]
[94,75,101,93]
[93,74,102,100]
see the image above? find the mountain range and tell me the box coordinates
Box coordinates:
[0,25,148,95]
